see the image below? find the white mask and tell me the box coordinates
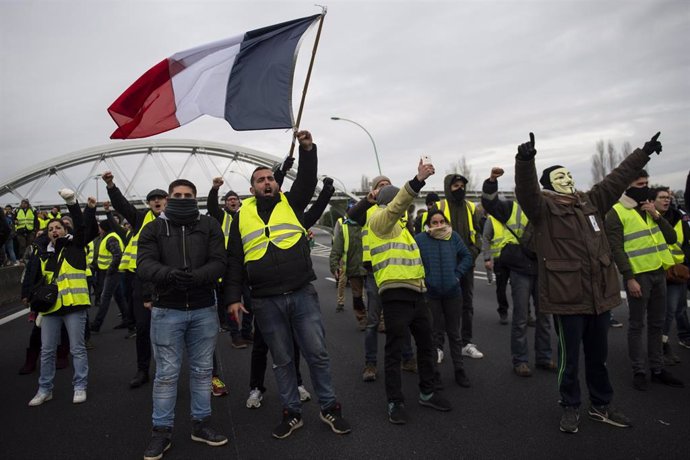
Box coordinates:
[549,167,576,194]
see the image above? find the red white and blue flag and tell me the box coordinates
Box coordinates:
[108,14,321,139]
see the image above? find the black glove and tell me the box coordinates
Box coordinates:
[516,132,537,160]
[167,269,195,288]
[322,177,335,194]
[281,156,295,173]
[642,132,662,156]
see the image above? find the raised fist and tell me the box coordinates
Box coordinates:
[642,132,662,156]
[517,132,537,160]
[87,196,97,208]
[102,171,114,187]
[58,188,77,205]
[490,167,505,181]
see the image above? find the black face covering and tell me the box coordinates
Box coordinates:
[625,186,651,204]
[451,188,466,202]
[165,198,199,225]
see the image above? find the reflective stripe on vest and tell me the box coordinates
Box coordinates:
[38,217,50,230]
[489,203,528,258]
[238,193,305,263]
[668,219,685,264]
[439,199,477,245]
[361,206,378,263]
[222,212,233,249]
[612,203,675,274]
[368,216,424,287]
[97,232,124,270]
[119,210,156,272]
[40,252,90,315]
[16,208,35,231]
[341,218,350,268]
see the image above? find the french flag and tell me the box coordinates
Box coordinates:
[108,14,321,139]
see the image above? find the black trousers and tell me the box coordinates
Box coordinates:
[554,312,613,408]
[381,289,436,403]
[128,273,151,372]
[494,259,511,315]
[460,267,475,345]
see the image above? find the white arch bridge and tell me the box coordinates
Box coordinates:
[0,140,353,208]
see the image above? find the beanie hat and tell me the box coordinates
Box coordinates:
[371,175,391,190]
[425,192,440,206]
[376,185,400,206]
[539,165,564,191]
[223,190,239,201]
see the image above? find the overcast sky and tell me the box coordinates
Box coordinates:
[1,0,688,201]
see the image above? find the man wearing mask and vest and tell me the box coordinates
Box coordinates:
[606,171,684,391]
[137,178,228,458]
[482,167,554,377]
[15,198,38,258]
[369,158,452,425]
[439,173,483,359]
[652,186,690,360]
[515,132,664,434]
[225,130,351,440]
[103,171,167,389]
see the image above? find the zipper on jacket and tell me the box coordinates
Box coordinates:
[182,225,189,309]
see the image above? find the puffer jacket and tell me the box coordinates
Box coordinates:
[415,230,473,298]
[136,213,226,309]
[515,148,650,315]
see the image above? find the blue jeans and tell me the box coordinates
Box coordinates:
[39,309,88,393]
[364,271,413,365]
[510,271,552,365]
[663,282,690,340]
[150,306,218,428]
[4,238,17,262]
[251,283,336,413]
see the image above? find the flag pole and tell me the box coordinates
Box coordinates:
[288,7,327,158]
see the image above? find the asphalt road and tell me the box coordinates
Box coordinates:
[1,233,689,459]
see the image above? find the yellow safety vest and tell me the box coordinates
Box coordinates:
[439,199,477,245]
[238,193,306,263]
[613,203,675,274]
[668,219,685,264]
[489,203,528,258]
[222,212,233,249]
[39,251,90,315]
[368,214,425,287]
[119,210,156,272]
[97,232,124,270]
[85,240,95,277]
[361,206,378,263]
[38,217,51,230]
[339,218,351,268]
[16,208,35,231]
[49,212,62,220]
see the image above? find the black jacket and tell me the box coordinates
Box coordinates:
[137,213,226,309]
[224,145,318,302]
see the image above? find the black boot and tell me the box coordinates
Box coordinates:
[130,369,150,389]
[19,348,40,374]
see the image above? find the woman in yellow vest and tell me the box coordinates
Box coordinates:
[27,189,90,407]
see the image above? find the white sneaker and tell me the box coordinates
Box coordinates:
[28,391,53,407]
[437,348,444,364]
[73,389,87,404]
[462,343,484,359]
[298,385,312,402]
[246,388,263,409]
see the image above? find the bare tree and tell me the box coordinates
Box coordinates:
[447,155,474,190]
[591,140,629,183]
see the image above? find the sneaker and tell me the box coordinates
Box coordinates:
[662,342,681,365]
[633,372,649,391]
[362,364,377,382]
[320,403,352,434]
[125,329,137,339]
[560,406,580,433]
[437,348,444,364]
[336,304,344,312]
[678,338,690,349]
[514,362,533,377]
[191,418,228,446]
[454,368,471,388]
[212,376,228,397]
[242,334,254,344]
[610,318,623,328]
[130,370,149,389]
[418,392,452,411]
[28,391,53,407]
[462,343,484,359]
[388,402,407,425]
[298,385,312,402]
[401,358,418,373]
[231,337,248,349]
[246,388,263,409]
[651,369,685,388]
[85,340,95,350]
[536,361,558,371]
[73,389,87,404]
[499,312,509,325]
[588,405,632,428]
[272,410,303,439]
[144,426,172,460]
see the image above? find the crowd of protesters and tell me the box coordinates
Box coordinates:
[3,130,689,458]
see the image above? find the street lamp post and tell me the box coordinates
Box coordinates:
[330,116,382,176]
